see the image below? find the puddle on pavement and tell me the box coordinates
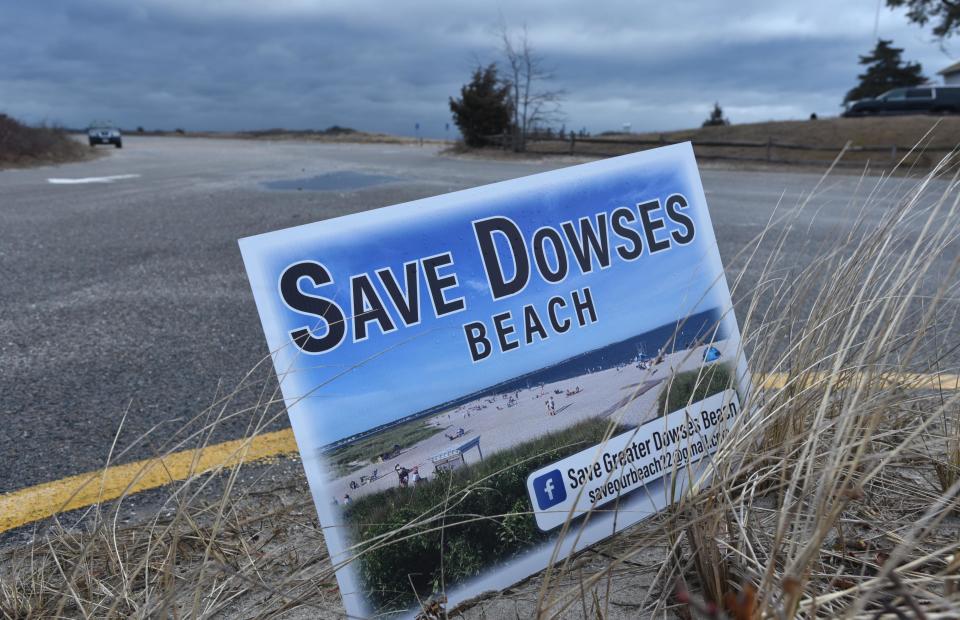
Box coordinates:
[261,170,399,191]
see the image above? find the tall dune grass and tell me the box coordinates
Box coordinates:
[2,148,960,618]
[0,114,88,166]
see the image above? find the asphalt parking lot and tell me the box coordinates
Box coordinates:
[0,136,954,493]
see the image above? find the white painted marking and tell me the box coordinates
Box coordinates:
[47,174,140,185]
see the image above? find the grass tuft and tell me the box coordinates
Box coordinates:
[0,113,89,167]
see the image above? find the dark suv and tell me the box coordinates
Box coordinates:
[843,86,960,116]
[87,124,123,148]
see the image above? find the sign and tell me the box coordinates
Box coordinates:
[526,388,739,531]
[238,143,749,618]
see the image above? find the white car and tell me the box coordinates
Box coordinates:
[87,124,122,148]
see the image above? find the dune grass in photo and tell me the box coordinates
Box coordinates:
[657,362,735,415]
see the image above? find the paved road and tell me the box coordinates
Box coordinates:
[0,137,954,493]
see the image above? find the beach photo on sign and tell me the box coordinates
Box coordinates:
[239,145,749,617]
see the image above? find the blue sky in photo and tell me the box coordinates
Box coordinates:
[240,147,733,446]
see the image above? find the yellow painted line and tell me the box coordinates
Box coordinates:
[761,371,960,391]
[0,428,297,534]
[1,371,958,535]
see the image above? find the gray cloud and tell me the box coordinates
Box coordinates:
[3,1,959,137]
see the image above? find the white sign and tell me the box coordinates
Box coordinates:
[526,389,740,531]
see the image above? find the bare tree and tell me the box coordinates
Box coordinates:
[498,21,564,152]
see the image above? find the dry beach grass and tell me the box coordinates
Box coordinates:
[2,145,960,618]
[0,114,92,168]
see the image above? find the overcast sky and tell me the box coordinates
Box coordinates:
[3,0,959,137]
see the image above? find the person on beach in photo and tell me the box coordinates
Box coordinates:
[395,464,410,488]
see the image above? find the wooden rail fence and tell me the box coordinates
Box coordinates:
[484,133,956,166]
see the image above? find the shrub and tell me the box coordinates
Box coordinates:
[449,64,512,148]
[658,362,733,415]
[0,114,87,165]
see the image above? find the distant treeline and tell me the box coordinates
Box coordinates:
[239,125,358,137]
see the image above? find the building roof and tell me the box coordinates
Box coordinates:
[938,60,960,76]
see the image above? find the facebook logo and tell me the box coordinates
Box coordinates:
[533,470,566,510]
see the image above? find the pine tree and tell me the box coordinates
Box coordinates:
[449,64,512,148]
[844,39,926,103]
[702,102,729,127]
[886,0,960,38]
